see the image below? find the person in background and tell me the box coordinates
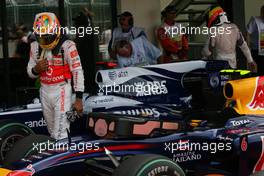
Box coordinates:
[73,8,97,94]
[27,12,84,140]
[157,5,189,63]
[108,11,147,60]
[13,24,36,87]
[202,5,256,71]
[14,24,31,60]
[247,5,264,75]
[115,36,163,68]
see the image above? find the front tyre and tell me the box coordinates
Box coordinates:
[0,120,34,163]
[4,134,54,166]
[112,154,185,176]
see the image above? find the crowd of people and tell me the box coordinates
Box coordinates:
[110,5,264,76]
[110,6,189,67]
[19,4,264,140]
[10,4,264,73]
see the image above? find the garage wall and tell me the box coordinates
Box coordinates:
[245,0,263,25]
[117,0,162,43]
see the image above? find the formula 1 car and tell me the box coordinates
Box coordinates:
[1,75,264,176]
[0,60,232,162]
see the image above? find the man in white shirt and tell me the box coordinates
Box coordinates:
[108,11,147,60]
[202,5,256,71]
[115,36,163,67]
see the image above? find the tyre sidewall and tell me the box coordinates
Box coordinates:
[113,154,185,176]
[136,158,184,176]
[4,134,53,166]
[0,125,33,162]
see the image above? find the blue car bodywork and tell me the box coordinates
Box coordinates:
[0,60,228,135]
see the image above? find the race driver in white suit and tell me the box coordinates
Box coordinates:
[27,12,85,140]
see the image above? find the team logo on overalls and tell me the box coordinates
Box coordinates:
[46,67,53,76]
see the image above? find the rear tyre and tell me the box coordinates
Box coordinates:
[112,154,185,176]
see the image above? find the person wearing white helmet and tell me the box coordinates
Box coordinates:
[27,12,85,140]
[202,5,256,71]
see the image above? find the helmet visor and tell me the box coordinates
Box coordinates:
[35,34,58,46]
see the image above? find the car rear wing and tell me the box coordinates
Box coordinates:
[224,76,264,115]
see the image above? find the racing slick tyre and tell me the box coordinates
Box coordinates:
[112,154,185,176]
[4,134,54,166]
[0,120,34,163]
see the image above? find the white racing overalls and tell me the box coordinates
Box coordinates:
[202,23,253,68]
[27,40,84,140]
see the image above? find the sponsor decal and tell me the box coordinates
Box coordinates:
[226,128,250,134]
[92,97,114,104]
[173,151,201,163]
[108,70,128,81]
[147,166,169,176]
[229,119,251,127]
[216,135,233,141]
[40,75,64,82]
[209,73,220,88]
[114,108,161,118]
[61,87,65,112]
[7,164,35,176]
[135,80,168,97]
[53,54,63,59]
[108,71,117,81]
[70,50,78,58]
[117,70,128,78]
[71,57,80,64]
[72,62,81,69]
[53,59,63,65]
[220,75,230,86]
[241,137,248,152]
[21,158,33,163]
[46,67,53,76]
[247,77,264,110]
[25,117,47,128]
